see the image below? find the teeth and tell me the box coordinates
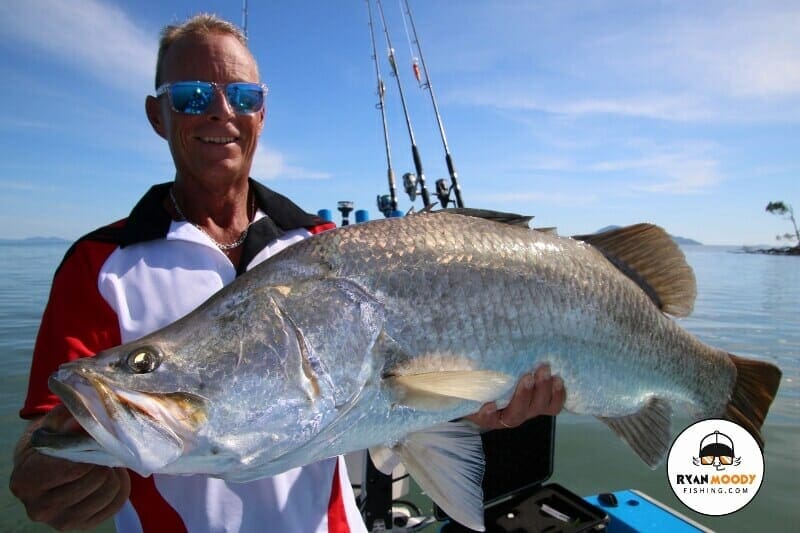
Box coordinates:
[201,137,236,144]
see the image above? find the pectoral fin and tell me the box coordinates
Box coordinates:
[385,369,514,410]
[394,421,486,531]
[598,397,672,469]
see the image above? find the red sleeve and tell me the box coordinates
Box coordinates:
[20,238,122,419]
[308,221,336,235]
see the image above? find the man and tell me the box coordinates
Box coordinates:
[10,14,565,532]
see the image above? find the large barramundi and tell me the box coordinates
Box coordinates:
[33,210,781,531]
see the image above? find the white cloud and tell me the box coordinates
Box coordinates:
[515,142,723,197]
[647,3,800,99]
[441,1,800,123]
[480,191,597,207]
[250,145,331,181]
[0,1,326,186]
[0,0,156,95]
[0,180,60,193]
[627,156,722,195]
[453,90,711,122]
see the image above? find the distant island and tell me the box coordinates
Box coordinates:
[742,245,800,256]
[0,237,70,244]
[594,225,702,246]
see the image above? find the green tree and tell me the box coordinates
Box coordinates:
[766,201,800,245]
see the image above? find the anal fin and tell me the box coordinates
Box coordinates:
[598,397,672,469]
[368,445,402,476]
[394,421,486,531]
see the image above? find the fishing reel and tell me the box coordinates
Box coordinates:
[435,179,453,208]
[403,173,418,202]
[377,195,393,218]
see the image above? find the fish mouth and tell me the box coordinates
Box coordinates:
[35,367,208,476]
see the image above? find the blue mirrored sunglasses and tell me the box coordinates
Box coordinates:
[156,81,267,115]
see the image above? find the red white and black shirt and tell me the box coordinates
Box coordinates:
[21,181,366,533]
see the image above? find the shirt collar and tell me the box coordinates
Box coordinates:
[120,179,324,255]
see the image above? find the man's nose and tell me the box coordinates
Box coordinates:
[206,87,235,120]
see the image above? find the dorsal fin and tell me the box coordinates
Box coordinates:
[442,208,533,227]
[573,224,696,317]
[533,226,558,235]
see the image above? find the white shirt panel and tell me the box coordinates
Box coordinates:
[114,501,144,533]
[99,222,235,342]
[246,228,313,270]
[98,220,365,532]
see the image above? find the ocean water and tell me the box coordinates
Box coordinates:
[0,242,797,532]
[550,246,800,533]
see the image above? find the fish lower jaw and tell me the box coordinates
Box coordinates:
[35,436,126,468]
[48,373,186,475]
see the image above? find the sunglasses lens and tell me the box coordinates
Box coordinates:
[701,456,715,465]
[720,456,733,465]
[169,82,214,115]
[226,83,265,113]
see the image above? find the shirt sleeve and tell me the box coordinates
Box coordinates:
[20,238,122,418]
[307,221,337,235]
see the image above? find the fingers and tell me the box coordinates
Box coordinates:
[542,373,566,416]
[468,365,567,431]
[63,468,131,531]
[10,419,129,531]
[526,366,565,417]
[494,372,538,429]
[11,439,97,498]
[41,404,84,434]
[462,402,500,429]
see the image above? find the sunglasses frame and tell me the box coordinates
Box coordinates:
[700,455,734,465]
[155,80,268,115]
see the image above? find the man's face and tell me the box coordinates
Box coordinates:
[148,33,264,190]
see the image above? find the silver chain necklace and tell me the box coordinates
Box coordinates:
[169,187,251,251]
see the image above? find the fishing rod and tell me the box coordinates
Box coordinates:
[242,0,248,38]
[401,0,464,208]
[366,0,398,216]
[375,0,432,208]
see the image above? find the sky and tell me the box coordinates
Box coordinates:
[0,0,798,245]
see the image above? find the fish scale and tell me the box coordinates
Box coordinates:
[34,210,781,532]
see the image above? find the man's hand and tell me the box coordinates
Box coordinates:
[466,365,565,430]
[9,405,130,531]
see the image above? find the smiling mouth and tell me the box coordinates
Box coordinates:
[200,136,237,144]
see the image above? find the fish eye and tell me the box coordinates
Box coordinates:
[126,347,161,374]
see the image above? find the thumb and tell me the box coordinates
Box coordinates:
[41,404,84,434]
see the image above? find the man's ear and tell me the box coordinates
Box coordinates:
[256,106,265,135]
[145,95,167,139]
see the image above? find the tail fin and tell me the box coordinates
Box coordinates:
[725,354,782,448]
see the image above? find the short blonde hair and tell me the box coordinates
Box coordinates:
[155,13,254,88]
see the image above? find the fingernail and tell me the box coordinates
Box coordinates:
[484,403,497,414]
[535,365,551,384]
[524,375,535,390]
[553,376,563,391]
